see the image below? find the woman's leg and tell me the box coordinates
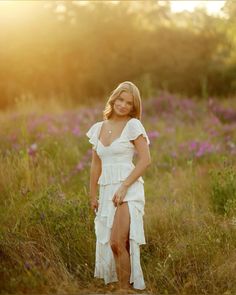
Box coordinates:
[110,201,131,289]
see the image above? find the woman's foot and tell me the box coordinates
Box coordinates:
[117,283,135,294]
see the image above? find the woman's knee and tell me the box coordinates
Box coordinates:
[110,239,128,256]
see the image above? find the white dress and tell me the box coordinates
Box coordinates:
[86,118,150,290]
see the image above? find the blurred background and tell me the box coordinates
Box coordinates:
[0,0,235,110]
[1,2,236,294]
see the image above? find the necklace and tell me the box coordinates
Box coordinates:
[107,118,130,135]
[108,122,114,134]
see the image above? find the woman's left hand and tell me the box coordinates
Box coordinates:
[112,184,128,207]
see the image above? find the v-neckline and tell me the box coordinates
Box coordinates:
[98,118,133,148]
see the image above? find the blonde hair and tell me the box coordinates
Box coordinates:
[103,81,142,121]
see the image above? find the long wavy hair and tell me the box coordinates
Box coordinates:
[103,81,142,121]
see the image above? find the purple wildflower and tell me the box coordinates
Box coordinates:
[148,130,160,139]
[27,143,37,157]
[195,141,214,157]
[76,162,84,171]
[72,126,80,136]
[189,141,198,151]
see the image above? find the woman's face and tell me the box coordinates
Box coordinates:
[113,91,134,117]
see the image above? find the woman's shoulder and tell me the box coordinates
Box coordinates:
[86,121,103,149]
[93,120,103,127]
[86,121,102,137]
[88,120,103,130]
[127,117,145,128]
[126,118,150,145]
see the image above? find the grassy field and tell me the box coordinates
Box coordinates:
[0,93,236,294]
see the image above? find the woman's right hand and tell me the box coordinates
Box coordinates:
[90,198,99,213]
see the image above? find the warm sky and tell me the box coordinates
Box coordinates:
[170,0,226,15]
[0,0,227,17]
[76,0,226,16]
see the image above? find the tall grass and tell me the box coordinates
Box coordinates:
[0,93,236,294]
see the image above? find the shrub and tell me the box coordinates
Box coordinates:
[209,159,236,216]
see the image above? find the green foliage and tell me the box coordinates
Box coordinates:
[0,1,235,109]
[0,183,95,293]
[1,96,236,293]
[29,184,95,278]
[209,159,236,216]
[143,214,236,294]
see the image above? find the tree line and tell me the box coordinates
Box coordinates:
[0,0,235,109]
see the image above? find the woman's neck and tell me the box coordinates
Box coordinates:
[109,115,131,122]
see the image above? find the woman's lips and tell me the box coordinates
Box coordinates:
[118,108,126,112]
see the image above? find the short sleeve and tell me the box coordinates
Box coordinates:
[85,122,101,150]
[127,118,150,145]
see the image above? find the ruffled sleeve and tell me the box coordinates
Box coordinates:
[127,118,150,145]
[86,122,101,150]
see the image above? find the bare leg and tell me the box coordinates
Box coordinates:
[110,202,131,289]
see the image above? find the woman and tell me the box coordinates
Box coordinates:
[86,81,151,291]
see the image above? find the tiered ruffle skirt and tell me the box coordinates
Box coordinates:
[94,176,146,290]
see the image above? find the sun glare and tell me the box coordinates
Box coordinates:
[0,1,38,24]
[170,0,226,16]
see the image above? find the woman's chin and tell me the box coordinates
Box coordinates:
[117,110,129,116]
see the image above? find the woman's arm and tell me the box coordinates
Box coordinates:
[89,149,102,200]
[123,135,151,188]
[112,135,151,206]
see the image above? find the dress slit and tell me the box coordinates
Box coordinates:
[94,192,146,290]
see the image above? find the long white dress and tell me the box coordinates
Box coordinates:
[86,118,150,290]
